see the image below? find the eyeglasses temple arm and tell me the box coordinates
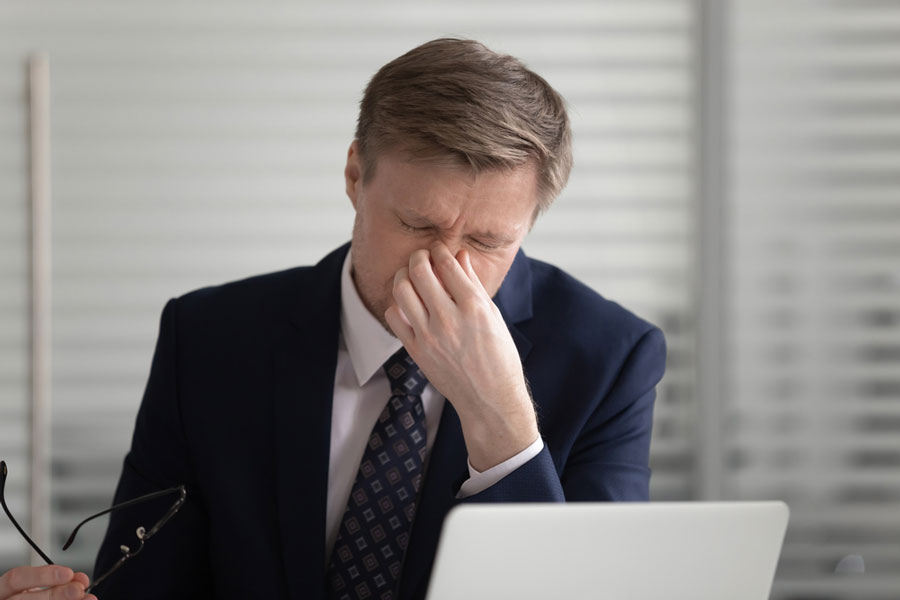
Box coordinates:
[0,461,54,564]
[141,492,187,540]
[62,485,186,551]
[85,554,129,593]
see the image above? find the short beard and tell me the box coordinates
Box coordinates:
[349,222,396,336]
[350,263,396,336]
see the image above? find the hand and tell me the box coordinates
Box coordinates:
[0,566,96,600]
[384,242,539,472]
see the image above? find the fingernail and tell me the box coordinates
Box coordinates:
[55,566,74,583]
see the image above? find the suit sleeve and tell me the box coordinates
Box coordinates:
[462,327,666,504]
[92,299,213,599]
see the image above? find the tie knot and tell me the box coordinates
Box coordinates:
[383,348,428,397]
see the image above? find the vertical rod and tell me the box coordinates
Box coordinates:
[695,0,729,500]
[28,52,52,563]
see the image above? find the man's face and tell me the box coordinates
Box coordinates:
[344,141,540,330]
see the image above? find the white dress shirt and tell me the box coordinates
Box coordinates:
[325,251,543,557]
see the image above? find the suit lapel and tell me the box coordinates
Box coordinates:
[272,244,348,600]
[494,247,534,326]
[397,248,535,600]
[496,247,535,370]
[397,401,468,600]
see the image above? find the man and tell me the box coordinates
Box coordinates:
[0,38,665,600]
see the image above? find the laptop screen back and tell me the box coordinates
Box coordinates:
[426,501,789,600]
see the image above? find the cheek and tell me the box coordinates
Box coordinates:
[376,237,415,287]
[470,254,511,296]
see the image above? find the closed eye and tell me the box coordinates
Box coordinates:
[398,219,431,233]
[470,238,501,251]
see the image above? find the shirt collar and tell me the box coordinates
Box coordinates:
[340,249,403,386]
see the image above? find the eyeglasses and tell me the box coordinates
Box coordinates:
[0,460,186,593]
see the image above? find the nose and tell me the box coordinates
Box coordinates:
[432,235,463,259]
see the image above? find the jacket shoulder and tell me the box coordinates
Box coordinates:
[173,265,314,327]
[526,257,663,357]
[169,243,348,328]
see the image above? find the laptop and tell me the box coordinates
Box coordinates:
[425,501,789,600]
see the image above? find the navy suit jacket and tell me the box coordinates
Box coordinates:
[93,243,666,599]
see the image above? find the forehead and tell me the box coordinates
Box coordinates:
[369,151,540,231]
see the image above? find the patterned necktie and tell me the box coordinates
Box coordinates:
[326,348,428,600]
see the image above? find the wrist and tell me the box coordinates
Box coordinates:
[458,394,539,472]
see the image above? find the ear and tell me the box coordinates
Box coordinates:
[344,140,363,210]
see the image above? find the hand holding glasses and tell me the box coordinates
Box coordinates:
[0,460,186,594]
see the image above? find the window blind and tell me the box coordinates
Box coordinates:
[726,1,900,597]
[0,0,697,571]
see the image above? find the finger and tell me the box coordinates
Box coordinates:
[430,244,478,303]
[0,566,73,597]
[406,249,455,312]
[456,249,485,291]
[72,572,90,588]
[392,267,428,330]
[8,581,85,600]
[384,304,415,347]
[458,250,505,320]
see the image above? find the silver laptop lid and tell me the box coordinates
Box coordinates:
[426,501,789,600]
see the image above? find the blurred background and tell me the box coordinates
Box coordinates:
[0,1,898,598]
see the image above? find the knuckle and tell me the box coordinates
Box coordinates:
[392,268,409,289]
[457,291,482,313]
[455,295,474,313]
[477,301,499,324]
[418,328,438,349]
[409,260,431,280]
[433,312,457,338]
[58,582,84,600]
[50,585,68,600]
[428,306,449,328]
[6,567,26,590]
[437,253,456,270]
[393,280,415,303]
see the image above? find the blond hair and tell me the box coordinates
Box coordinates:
[355,38,573,214]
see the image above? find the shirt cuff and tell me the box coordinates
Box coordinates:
[456,436,545,499]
